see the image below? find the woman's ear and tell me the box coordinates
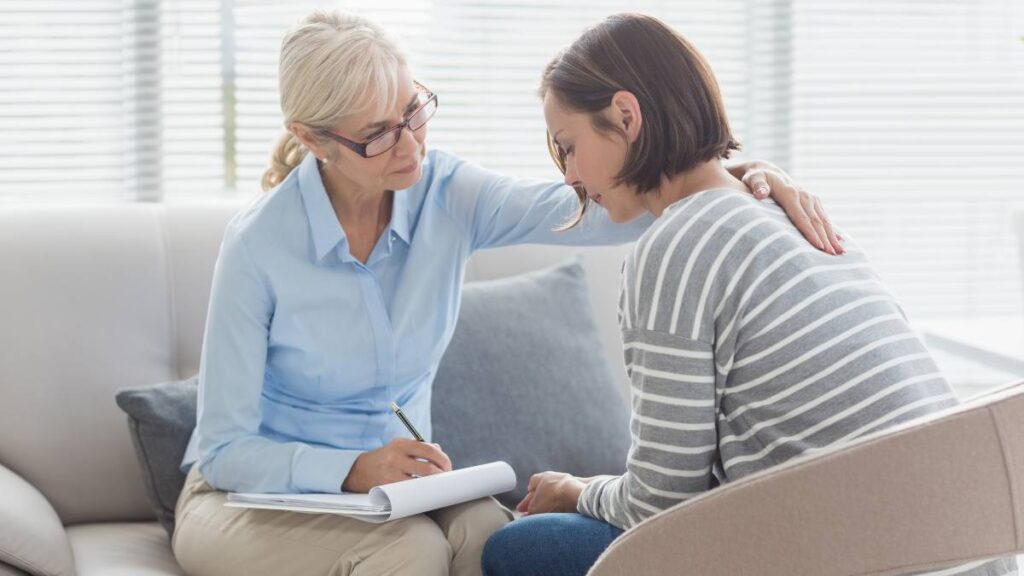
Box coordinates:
[610,91,642,144]
[289,122,328,161]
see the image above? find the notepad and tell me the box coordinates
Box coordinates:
[225,461,516,523]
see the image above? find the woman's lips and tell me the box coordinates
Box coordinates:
[396,161,419,174]
[590,194,603,205]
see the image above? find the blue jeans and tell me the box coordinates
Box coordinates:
[481,513,624,576]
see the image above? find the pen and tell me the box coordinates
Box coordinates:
[390,401,424,442]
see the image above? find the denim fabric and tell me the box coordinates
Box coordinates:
[482,513,624,576]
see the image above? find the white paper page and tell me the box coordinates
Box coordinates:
[370,461,516,521]
[226,492,389,513]
[224,500,389,519]
[224,461,516,524]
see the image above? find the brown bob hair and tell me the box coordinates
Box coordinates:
[541,13,740,228]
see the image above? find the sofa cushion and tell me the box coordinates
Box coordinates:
[66,522,183,576]
[0,463,75,576]
[432,258,631,508]
[114,377,198,537]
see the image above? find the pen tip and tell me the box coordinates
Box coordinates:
[390,401,400,412]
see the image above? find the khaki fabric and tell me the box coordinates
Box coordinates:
[589,381,1024,576]
[172,467,512,576]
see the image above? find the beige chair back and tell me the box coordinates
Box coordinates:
[590,380,1024,576]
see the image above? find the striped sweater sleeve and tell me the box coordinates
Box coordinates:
[577,329,719,530]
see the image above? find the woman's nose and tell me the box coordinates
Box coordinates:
[396,124,420,154]
[563,158,579,187]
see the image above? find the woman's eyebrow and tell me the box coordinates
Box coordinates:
[359,94,421,133]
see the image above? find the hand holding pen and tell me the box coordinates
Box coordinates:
[340,402,452,493]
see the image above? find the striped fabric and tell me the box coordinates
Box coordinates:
[577,188,1016,575]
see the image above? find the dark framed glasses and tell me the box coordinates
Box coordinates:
[321,81,438,158]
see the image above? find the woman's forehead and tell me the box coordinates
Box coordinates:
[543,93,581,129]
[354,71,417,126]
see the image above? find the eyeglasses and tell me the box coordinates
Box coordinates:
[320,82,438,159]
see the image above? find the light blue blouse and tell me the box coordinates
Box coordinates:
[181,149,650,493]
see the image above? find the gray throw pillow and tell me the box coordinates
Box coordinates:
[114,376,197,537]
[432,258,632,509]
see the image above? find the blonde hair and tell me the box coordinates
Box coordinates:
[261,10,407,191]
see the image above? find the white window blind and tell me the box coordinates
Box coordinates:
[0,1,129,200]
[2,0,1022,328]
[161,0,224,197]
[225,0,750,191]
[0,0,224,200]
[784,0,1024,319]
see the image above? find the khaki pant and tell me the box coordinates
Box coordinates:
[172,466,513,576]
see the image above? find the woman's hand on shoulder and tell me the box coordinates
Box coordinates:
[341,438,453,493]
[729,159,844,255]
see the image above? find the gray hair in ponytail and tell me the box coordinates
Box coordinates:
[261,10,407,191]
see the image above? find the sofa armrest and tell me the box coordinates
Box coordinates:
[0,464,74,576]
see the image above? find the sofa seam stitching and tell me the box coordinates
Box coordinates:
[158,205,182,379]
[0,548,49,575]
[989,404,1022,550]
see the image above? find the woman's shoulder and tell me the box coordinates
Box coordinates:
[417,148,464,183]
[222,177,304,255]
[636,190,763,253]
[627,188,837,284]
[668,188,819,243]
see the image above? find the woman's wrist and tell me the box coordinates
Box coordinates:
[564,476,586,509]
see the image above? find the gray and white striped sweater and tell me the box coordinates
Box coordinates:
[577,188,1016,575]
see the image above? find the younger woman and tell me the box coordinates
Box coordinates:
[482,13,1015,576]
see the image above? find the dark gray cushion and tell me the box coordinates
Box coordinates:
[433,259,631,508]
[114,376,197,537]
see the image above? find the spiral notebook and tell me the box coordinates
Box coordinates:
[225,461,516,523]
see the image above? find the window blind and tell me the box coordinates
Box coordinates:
[226,0,751,192]
[0,1,129,200]
[2,0,1021,328]
[785,0,1024,319]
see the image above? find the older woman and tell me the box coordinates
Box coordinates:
[170,9,838,576]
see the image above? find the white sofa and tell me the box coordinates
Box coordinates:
[3,201,1024,576]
